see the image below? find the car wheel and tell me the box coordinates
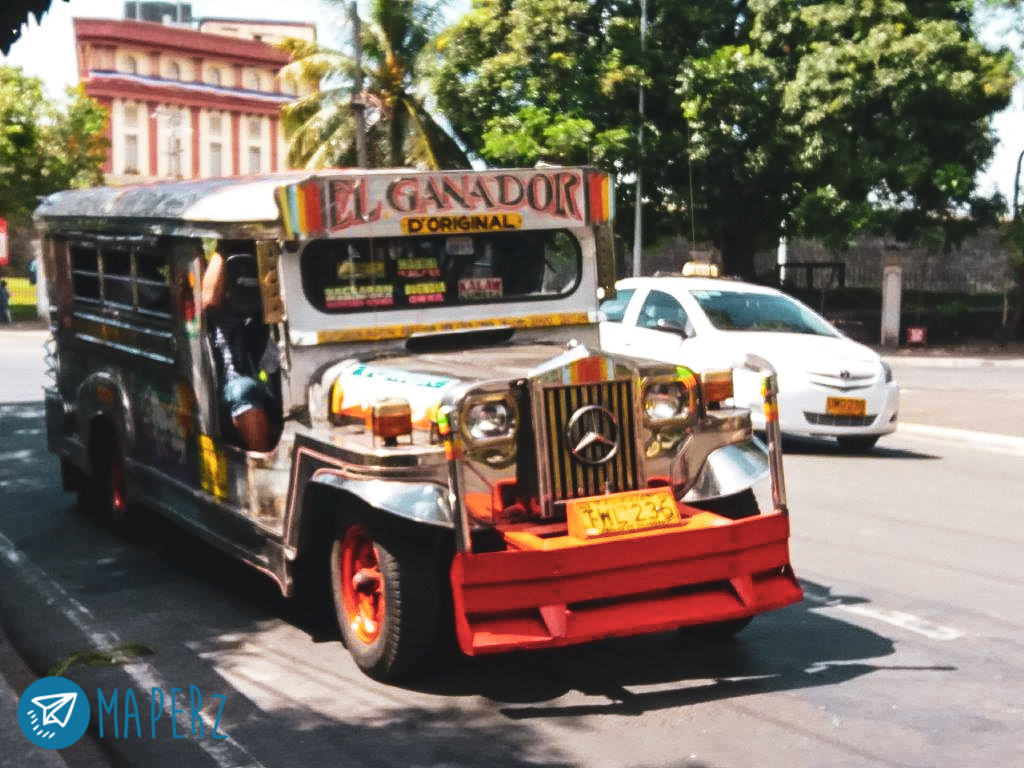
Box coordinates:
[331,523,439,681]
[687,488,760,520]
[78,430,129,528]
[836,435,879,453]
[684,617,754,642]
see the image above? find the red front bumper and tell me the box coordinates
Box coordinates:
[450,510,802,655]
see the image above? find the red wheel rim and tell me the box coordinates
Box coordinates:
[109,453,126,513]
[339,525,384,645]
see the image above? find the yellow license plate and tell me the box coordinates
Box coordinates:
[826,396,867,417]
[567,488,682,539]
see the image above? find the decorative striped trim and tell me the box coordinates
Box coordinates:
[308,312,592,345]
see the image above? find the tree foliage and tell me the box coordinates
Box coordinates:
[0,66,107,224]
[430,0,1016,278]
[1,0,65,55]
[279,0,469,169]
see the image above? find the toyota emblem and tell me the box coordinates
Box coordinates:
[566,405,620,465]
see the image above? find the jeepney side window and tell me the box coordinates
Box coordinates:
[136,250,172,315]
[70,245,100,303]
[300,231,581,313]
[102,248,133,308]
[303,240,396,312]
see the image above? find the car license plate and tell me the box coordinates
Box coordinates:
[567,488,682,539]
[826,396,867,417]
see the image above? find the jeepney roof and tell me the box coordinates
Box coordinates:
[32,168,432,236]
[34,172,310,231]
[33,166,611,241]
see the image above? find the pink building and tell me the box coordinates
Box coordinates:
[74,16,314,183]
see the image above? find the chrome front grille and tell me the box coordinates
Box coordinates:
[539,378,640,506]
[804,412,877,427]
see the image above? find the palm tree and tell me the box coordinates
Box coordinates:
[279,0,469,170]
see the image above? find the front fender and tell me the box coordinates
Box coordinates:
[309,472,453,528]
[681,438,770,502]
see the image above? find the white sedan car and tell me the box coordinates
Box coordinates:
[599,275,899,451]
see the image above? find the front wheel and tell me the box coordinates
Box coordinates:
[330,523,439,681]
[687,488,760,520]
[682,617,754,642]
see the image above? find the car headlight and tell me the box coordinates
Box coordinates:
[642,373,698,424]
[643,383,687,420]
[881,360,893,384]
[464,397,516,441]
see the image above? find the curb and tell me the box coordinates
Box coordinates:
[0,627,70,768]
[884,356,1024,368]
[898,422,1024,455]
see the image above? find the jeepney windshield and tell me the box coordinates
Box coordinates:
[300,230,581,313]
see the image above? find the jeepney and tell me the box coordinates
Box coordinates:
[36,166,801,681]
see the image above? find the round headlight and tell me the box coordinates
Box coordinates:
[643,383,688,421]
[466,400,514,440]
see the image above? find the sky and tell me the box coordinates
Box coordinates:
[1,0,344,90]
[2,0,1022,210]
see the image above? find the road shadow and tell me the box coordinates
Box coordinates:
[134,506,937,719]
[407,580,935,713]
[778,434,940,460]
[1,399,953,764]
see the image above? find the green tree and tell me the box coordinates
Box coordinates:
[430,0,1016,279]
[682,0,1015,276]
[279,0,469,169]
[0,66,106,224]
[430,0,730,252]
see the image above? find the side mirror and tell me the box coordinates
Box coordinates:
[655,318,694,338]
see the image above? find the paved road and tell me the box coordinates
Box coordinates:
[885,356,1024,441]
[2,328,1023,767]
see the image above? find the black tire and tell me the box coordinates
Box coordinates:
[78,430,130,528]
[687,488,760,520]
[684,617,754,642]
[836,435,879,453]
[330,523,439,682]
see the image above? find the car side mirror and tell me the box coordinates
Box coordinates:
[655,318,694,338]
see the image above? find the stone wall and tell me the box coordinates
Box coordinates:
[753,230,1014,294]
[641,230,1014,294]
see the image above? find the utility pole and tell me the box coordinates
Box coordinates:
[351,2,367,169]
[631,0,648,278]
[1014,148,1023,222]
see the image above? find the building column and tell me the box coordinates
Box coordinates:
[191,108,201,178]
[147,101,160,178]
[231,113,241,176]
[99,97,114,174]
[270,118,278,172]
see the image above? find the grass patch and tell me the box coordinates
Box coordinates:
[2,276,42,321]
[47,642,156,677]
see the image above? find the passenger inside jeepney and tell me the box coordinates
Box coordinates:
[202,243,280,452]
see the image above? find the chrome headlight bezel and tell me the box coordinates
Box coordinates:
[641,373,699,426]
[460,393,518,443]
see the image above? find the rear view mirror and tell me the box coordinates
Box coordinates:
[656,318,694,338]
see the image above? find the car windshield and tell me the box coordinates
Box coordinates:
[689,289,839,336]
[598,288,634,322]
[300,230,581,313]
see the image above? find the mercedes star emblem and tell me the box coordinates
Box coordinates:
[566,405,620,465]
